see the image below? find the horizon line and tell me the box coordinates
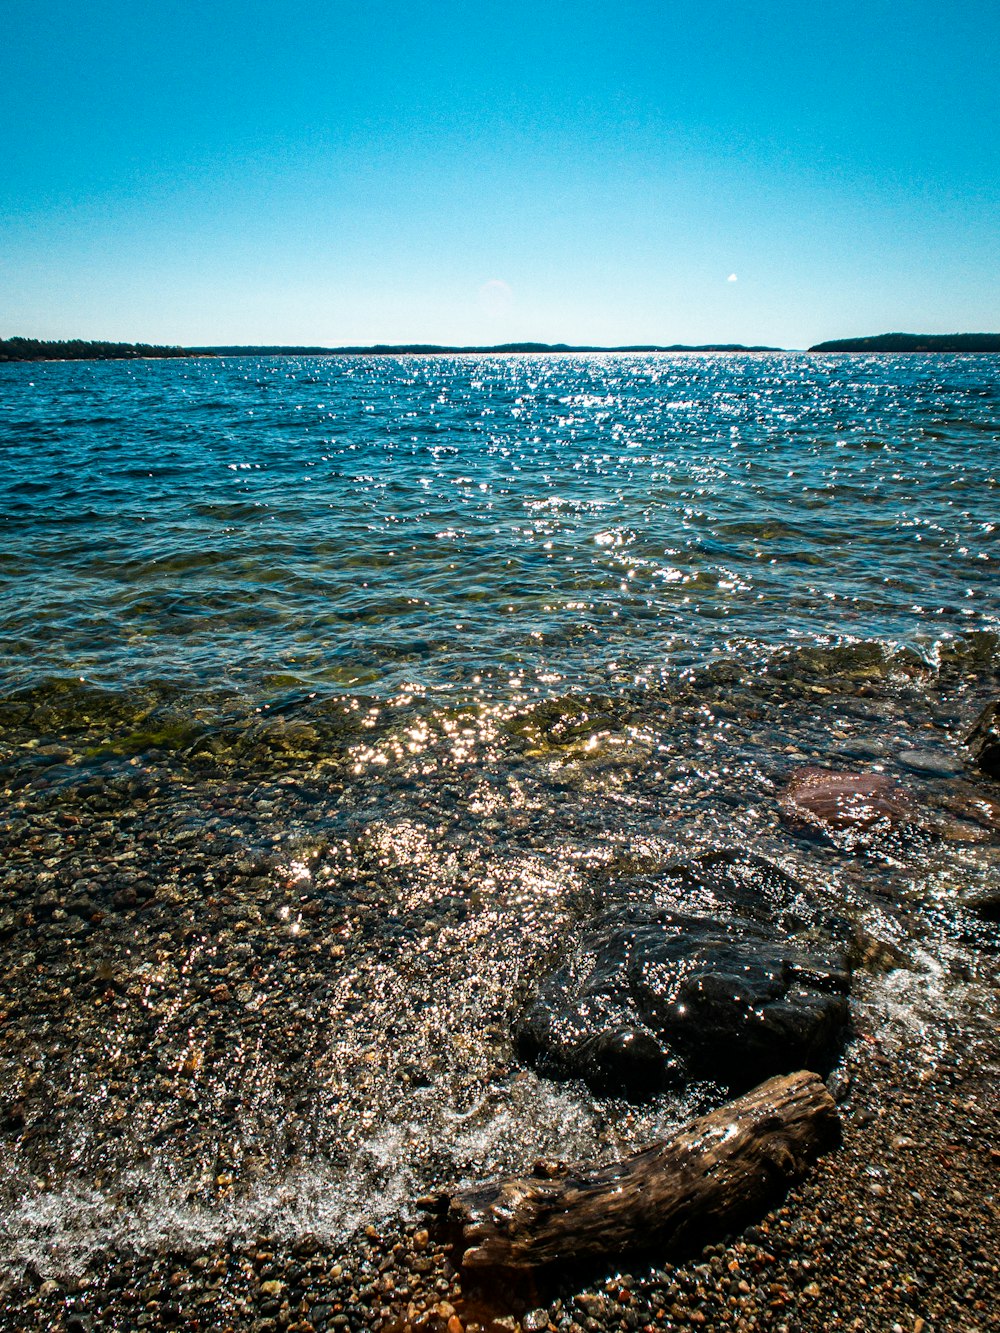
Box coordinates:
[4,333,1000,362]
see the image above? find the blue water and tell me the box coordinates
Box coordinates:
[2,353,997,702]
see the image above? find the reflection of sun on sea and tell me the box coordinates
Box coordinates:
[478,278,513,318]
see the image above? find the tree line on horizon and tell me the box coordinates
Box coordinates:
[1,336,776,360]
[0,336,192,362]
[808,332,1000,352]
[3,332,999,362]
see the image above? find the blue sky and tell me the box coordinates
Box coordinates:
[2,1,998,347]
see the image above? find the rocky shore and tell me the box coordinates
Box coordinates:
[2,1016,996,1332]
[0,647,997,1331]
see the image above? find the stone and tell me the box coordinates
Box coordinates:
[897,749,965,778]
[780,767,923,846]
[516,852,856,1099]
[965,700,1000,778]
[963,889,1000,922]
[933,785,1000,839]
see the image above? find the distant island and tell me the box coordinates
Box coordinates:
[809,332,1000,353]
[1,336,780,362]
[4,332,1000,362]
[192,341,782,356]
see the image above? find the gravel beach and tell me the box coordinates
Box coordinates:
[1,1002,996,1331]
[1,651,997,1333]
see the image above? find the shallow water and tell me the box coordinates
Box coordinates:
[0,354,997,1277]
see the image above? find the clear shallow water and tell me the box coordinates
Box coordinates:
[0,354,998,1279]
[1,353,997,702]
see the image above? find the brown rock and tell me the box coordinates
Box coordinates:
[780,767,921,842]
[934,785,1000,840]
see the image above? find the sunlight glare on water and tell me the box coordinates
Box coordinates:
[0,353,996,702]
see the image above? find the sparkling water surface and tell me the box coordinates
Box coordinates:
[2,353,996,700]
[0,354,997,1277]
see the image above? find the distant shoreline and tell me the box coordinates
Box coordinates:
[2,332,999,362]
[0,337,780,362]
[808,332,1000,353]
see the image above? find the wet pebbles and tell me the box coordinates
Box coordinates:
[0,655,998,1331]
[4,1035,997,1332]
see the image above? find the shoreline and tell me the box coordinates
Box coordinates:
[4,331,1000,363]
[0,657,997,1331]
[2,1004,996,1331]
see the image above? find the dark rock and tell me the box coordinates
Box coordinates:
[965,700,1000,778]
[963,890,1000,922]
[780,767,923,846]
[516,852,855,1099]
[897,749,965,778]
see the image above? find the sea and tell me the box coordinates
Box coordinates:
[0,353,997,1274]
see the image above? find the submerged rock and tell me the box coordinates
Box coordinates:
[516,852,855,1099]
[897,749,966,778]
[780,767,922,846]
[933,785,1000,841]
[965,700,1000,778]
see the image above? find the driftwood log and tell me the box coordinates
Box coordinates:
[429,1070,839,1270]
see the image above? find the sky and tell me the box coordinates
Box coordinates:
[2,0,998,349]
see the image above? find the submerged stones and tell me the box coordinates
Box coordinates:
[965,700,1000,778]
[897,749,966,778]
[779,758,1000,850]
[935,785,1000,840]
[516,852,856,1099]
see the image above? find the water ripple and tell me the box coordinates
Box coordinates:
[1,353,997,701]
